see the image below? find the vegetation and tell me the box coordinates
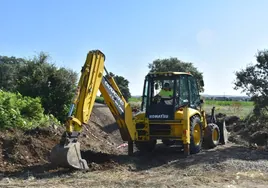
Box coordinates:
[0,52,78,122]
[234,49,268,117]
[95,96,105,104]
[204,100,253,107]
[0,90,60,130]
[108,72,131,101]
[128,97,142,102]
[203,100,254,119]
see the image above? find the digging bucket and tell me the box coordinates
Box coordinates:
[50,142,89,170]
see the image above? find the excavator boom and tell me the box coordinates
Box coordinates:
[50,50,135,170]
[50,50,106,170]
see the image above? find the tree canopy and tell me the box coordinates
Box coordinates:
[109,72,131,101]
[0,55,26,91]
[0,52,78,122]
[234,49,268,115]
[148,57,204,92]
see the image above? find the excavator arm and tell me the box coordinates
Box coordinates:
[99,68,135,141]
[50,50,135,170]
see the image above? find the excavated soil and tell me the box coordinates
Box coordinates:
[0,103,126,175]
[0,103,268,187]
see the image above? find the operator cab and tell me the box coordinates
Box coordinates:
[140,72,203,120]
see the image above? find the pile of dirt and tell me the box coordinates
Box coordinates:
[0,126,62,173]
[0,103,126,174]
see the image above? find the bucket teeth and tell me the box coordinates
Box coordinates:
[50,142,89,170]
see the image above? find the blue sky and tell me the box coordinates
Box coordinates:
[1,0,268,96]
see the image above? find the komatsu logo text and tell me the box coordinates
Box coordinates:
[149,114,169,119]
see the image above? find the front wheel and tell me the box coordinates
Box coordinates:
[204,123,220,148]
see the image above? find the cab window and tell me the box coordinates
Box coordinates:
[188,76,200,108]
[178,75,189,106]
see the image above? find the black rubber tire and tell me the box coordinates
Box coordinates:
[204,123,220,148]
[218,120,228,145]
[135,140,156,152]
[190,115,203,154]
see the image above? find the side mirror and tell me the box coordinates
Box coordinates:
[200,80,204,87]
[200,99,204,104]
[155,83,159,90]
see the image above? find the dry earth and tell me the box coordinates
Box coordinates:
[0,103,268,188]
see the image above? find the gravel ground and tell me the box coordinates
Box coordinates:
[1,142,268,188]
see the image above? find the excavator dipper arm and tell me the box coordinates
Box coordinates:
[99,68,135,142]
[50,50,135,170]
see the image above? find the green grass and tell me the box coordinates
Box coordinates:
[203,104,253,119]
[203,99,254,118]
[204,100,253,107]
[128,97,142,102]
[95,96,141,104]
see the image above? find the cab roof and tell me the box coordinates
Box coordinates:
[146,71,193,76]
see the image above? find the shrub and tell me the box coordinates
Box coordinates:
[0,90,60,130]
[95,96,105,104]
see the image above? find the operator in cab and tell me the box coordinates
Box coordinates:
[153,82,173,105]
[158,82,173,99]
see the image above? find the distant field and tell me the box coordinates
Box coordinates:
[202,99,253,118]
[128,97,142,102]
[95,97,254,118]
[204,100,253,106]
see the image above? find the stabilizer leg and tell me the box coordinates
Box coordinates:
[128,141,133,156]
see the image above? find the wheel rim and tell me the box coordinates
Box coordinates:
[212,129,219,141]
[193,123,201,145]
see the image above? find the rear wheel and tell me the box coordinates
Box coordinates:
[204,123,220,148]
[190,115,203,154]
[135,140,156,152]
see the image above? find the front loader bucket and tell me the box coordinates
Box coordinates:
[50,142,89,170]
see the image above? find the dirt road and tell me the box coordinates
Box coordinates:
[0,103,268,187]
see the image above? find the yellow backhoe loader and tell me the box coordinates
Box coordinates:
[50,50,228,170]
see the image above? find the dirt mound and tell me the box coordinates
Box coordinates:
[0,127,63,173]
[0,103,125,175]
[207,112,268,149]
